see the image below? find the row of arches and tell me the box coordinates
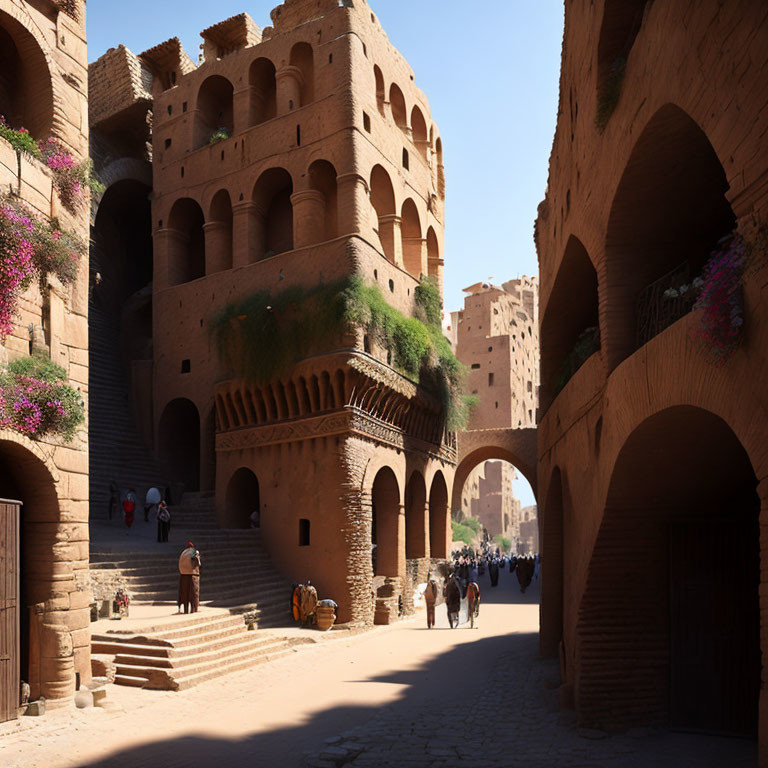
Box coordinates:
[163,160,337,285]
[216,365,448,452]
[191,42,316,147]
[161,161,442,286]
[370,164,441,279]
[541,103,736,405]
[372,64,444,198]
[372,467,448,577]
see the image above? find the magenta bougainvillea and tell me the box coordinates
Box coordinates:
[0,194,85,340]
[0,356,84,441]
[689,234,748,365]
[37,137,103,213]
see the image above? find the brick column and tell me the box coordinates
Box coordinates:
[233,86,251,134]
[378,214,403,268]
[402,236,426,278]
[337,172,373,240]
[291,189,326,249]
[232,201,264,267]
[203,221,232,274]
[758,478,768,767]
[275,66,304,114]
[153,227,187,290]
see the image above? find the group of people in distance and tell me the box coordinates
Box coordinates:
[422,546,541,629]
[108,481,171,542]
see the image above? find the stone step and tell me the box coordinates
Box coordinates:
[114,673,149,687]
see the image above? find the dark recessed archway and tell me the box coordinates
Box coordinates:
[371,466,401,578]
[224,468,260,529]
[158,398,200,493]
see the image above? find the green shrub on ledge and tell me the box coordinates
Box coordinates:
[210,275,476,431]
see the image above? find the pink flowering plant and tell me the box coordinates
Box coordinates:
[0,194,85,340]
[0,116,40,158]
[688,233,748,365]
[0,355,84,441]
[37,137,104,213]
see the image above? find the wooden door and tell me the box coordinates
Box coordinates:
[669,515,759,736]
[0,500,20,723]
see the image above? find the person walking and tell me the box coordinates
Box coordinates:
[467,581,481,629]
[122,490,136,531]
[424,576,439,629]
[108,480,118,521]
[444,574,461,629]
[157,499,171,543]
[178,541,201,614]
[489,557,500,587]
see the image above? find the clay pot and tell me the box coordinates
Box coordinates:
[315,605,336,631]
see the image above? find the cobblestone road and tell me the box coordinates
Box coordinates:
[0,570,756,768]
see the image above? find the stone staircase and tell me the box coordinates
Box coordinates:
[92,613,298,691]
[90,492,296,689]
[88,298,166,518]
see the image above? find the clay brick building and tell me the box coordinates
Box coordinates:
[451,277,538,430]
[89,0,454,626]
[0,0,90,721]
[536,0,768,754]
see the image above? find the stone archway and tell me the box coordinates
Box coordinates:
[577,406,759,736]
[158,399,201,495]
[224,467,260,529]
[453,428,537,515]
[0,436,88,712]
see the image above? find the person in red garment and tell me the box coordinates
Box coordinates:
[122,490,135,530]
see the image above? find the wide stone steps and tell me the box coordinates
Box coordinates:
[94,613,297,690]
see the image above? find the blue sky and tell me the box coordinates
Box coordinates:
[87,1,563,508]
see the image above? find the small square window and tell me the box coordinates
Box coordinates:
[471,363,480,370]
[181,359,191,374]
[402,148,409,170]
[488,372,494,386]
[182,101,188,113]
[164,138,172,149]
[363,112,371,132]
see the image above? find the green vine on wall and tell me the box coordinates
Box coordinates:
[210,276,477,432]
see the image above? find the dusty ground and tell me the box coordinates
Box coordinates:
[0,570,756,768]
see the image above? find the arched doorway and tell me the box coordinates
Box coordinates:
[0,439,77,712]
[404,471,427,559]
[371,466,401,578]
[224,468,260,529]
[0,10,54,138]
[578,406,759,735]
[428,471,449,559]
[158,399,200,494]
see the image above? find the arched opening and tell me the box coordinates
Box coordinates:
[90,179,154,500]
[308,159,338,241]
[426,227,440,280]
[389,83,407,131]
[167,198,205,285]
[224,467,260,529]
[428,471,449,559]
[0,441,67,711]
[370,164,396,263]
[540,236,599,408]
[194,75,234,147]
[0,11,53,138]
[454,459,537,556]
[597,1,648,94]
[252,168,294,258]
[539,467,563,658]
[373,65,385,117]
[578,407,759,735]
[435,137,445,199]
[371,466,401,578]
[158,399,200,493]
[410,106,428,161]
[289,42,315,106]
[604,105,736,369]
[400,199,422,278]
[207,189,233,273]
[405,471,427,559]
[248,57,277,126]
